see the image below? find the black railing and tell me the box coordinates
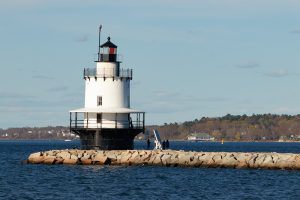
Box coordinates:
[84,68,132,79]
[84,68,96,77]
[70,119,144,130]
[70,112,145,130]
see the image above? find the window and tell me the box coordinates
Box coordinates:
[97,113,102,123]
[97,96,102,106]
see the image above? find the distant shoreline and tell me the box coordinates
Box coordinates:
[1,139,299,143]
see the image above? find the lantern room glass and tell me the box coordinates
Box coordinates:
[100,47,117,54]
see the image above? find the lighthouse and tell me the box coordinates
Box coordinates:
[69,27,145,150]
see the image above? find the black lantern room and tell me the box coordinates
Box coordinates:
[99,37,118,62]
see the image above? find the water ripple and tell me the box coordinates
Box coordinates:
[0,140,299,199]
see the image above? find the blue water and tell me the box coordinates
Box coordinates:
[0,140,299,200]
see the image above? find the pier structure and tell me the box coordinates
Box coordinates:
[70,27,145,150]
[27,150,300,170]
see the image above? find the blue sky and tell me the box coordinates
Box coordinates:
[0,0,300,128]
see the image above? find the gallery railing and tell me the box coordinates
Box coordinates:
[70,112,145,130]
[83,68,132,79]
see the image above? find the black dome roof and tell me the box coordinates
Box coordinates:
[100,37,117,48]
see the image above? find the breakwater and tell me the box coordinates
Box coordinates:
[27,149,300,170]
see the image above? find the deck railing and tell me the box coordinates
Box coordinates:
[70,119,144,130]
[83,68,132,79]
[70,112,145,130]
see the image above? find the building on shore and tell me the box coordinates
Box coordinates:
[187,133,215,141]
[69,27,145,150]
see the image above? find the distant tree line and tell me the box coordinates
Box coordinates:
[146,114,300,141]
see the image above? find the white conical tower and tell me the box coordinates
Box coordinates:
[70,27,145,150]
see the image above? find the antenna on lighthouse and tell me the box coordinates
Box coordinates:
[98,24,102,62]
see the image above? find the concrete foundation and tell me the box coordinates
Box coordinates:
[74,128,142,150]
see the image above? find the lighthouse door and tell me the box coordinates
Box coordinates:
[97,113,102,128]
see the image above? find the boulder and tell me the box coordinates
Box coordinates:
[93,153,109,165]
[44,151,55,156]
[247,154,259,168]
[275,154,296,169]
[77,153,83,159]
[139,150,147,156]
[28,152,44,164]
[293,155,300,170]
[211,153,224,164]
[235,153,251,168]
[260,154,276,169]
[120,152,133,164]
[223,154,239,168]
[167,154,180,167]
[177,152,193,166]
[81,153,91,160]
[81,158,92,165]
[43,157,56,165]
[57,152,71,160]
[54,157,64,164]
[198,153,213,166]
[148,154,157,164]
[128,151,140,164]
[105,152,117,163]
[70,154,78,160]
[141,152,153,162]
[152,155,163,165]
[161,154,172,166]
[130,151,140,159]
[63,158,78,165]
[68,150,79,155]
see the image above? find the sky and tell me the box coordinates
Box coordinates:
[0,0,300,128]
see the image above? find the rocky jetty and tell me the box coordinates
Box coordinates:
[27,150,300,170]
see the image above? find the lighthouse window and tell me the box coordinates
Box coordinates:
[97,96,102,106]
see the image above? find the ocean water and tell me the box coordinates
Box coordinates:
[0,140,299,200]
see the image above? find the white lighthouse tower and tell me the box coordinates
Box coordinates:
[70,27,145,150]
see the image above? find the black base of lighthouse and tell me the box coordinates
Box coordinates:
[72,128,143,150]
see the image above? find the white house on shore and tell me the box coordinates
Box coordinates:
[187,133,215,141]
